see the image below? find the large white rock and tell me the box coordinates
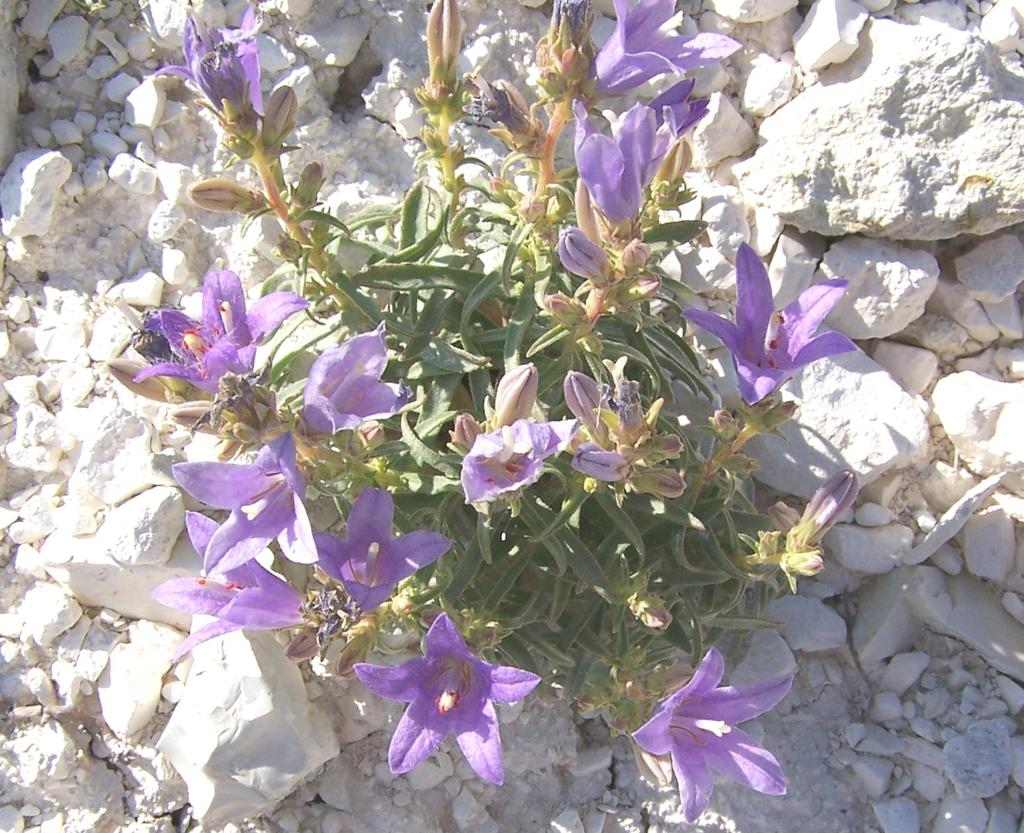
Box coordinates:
[158,631,339,826]
[980,0,1024,50]
[294,15,369,67]
[97,621,180,737]
[710,0,798,23]
[953,233,1024,304]
[931,372,1024,493]
[47,15,89,64]
[851,568,922,664]
[748,351,930,498]
[98,486,185,567]
[818,238,939,339]
[961,507,1016,583]
[925,278,999,343]
[824,523,915,575]
[741,53,796,117]
[736,20,1024,240]
[0,149,72,238]
[793,0,868,71]
[690,93,757,168]
[905,473,1007,565]
[768,228,827,306]
[765,595,847,651]
[871,341,937,396]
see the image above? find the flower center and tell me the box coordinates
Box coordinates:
[763,312,786,368]
[219,300,234,336]
[182,328,210,358]
[436,689,461,714]
[668,714,732,746]
[240,473,287,520]
[349,541,382,586]
[432,660,473,716]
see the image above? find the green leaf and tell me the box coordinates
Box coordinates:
[459,269,504,347]
[405,338,490,376]
[400,413,460,477]
[519,498,609,591]
[404,291,453,357]
[300,209,351,235]
[400,181,428,249]
[446,539,483,598]
[355,263,485,294]
[644,220,705,245]
[592,492,646,562]
[503,282,539,366]
[526,324,570,357]
[476,514,494,565]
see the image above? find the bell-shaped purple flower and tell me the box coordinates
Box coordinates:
[152,513,304,660]
[594,0,740,95]
[354,613,541,785]
[650,78,709,136]
[683,244,857,404]
[574,101,670,225]
[134,269,306,393]
[558,227,609,281]
[158,7,263,114]
[632,647,793,823]
[302,323,412,435]
[315,488,451,610]
[173,432,316,574]
[461,418,578,504]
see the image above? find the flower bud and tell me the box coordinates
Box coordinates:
[781,548,824,579]
[294,162,325,208]
[654,139,692,188]
[647,433,683,460]
[285,630,319,661]
[574,179,602,244]
[558,227,609,282]
[769,501,802,534]
[426,0,462,87]
[629,468,686,499]
[802,469,858,534]
[493,364,538,427]
[627,592,672,630]
[358,421,387,450]
[261,85,298,147]
[551,0,595,48]
[572,444,628,482]
[170,401,216,433]
[450,413,483,452]
[544,293,589,328]
[190,178,266,213]
[563,371,605,437]
[107,359,174,401]
[620,239,651,271]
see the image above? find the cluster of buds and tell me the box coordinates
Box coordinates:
[752,469,859,591]
[564,359,685,499]
[417,0,467,187]
[171,371,284,455]
[537,0,596,100]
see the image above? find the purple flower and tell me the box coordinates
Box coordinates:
[573,101,670,225]
[683,244,856,404]
[558,227,609,281]
[354,613,541,784]
[158,7,262,114]
[302,323,412,435]
[650,78,709,136]
[134,269,306,393]
[632,647,793,823]
[572,443,629,481]
[594,0,740,95]
[461,418,578,504]
[315,488,451,610]
[173,432,317,574]
[152,512,304,660]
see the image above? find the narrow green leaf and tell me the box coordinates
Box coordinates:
[355,263,485,294]
[644,220,705,245]
[400,413,460,477]
[400,181,427,249]
[476,514,494,565]
[592,492,646,562]
[503,283,538,366]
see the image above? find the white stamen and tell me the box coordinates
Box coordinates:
[694,719,732,738]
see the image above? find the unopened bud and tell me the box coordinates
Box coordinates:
[627,592,672,630]
[558,227,609,283]
[190,178,265,213]
[620,239,651,271]
[261,85,298,147]
[170,401,216,432]
[647,433,683,460]
[274,236,304,262]
[563,371,605,437]
[655,139,692,187]
[544,293,589,328]
[426,0,462,87]
[769,501,802,534]
[519,192,544,222]
[629,468,686,499]
[711,409,735,431]
[789,469,858,548]
[493,364,538,427]
[574,179,602,244]
[294,162,325,208]
[450,413,483,452]
[107,359,174,401]
[358,421,387,450]
[551,0,595,48]
[285,630,319,661]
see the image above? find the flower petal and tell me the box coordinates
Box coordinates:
[354,658,432,702]
[394,530,452,573]
[702,726,787,796]
[661,648,727,710]
[488,665,541,703]
[173,619,243,661]
[694,674,793,725]
[734,243,774,363]
[780,279,848,358]
[346,488,396,551]
[682,308,743,355]
[733,354,789,405]
[632,708,674,756]
[387,698,447,774]
[277,493,318,564]
[791,331,857,368]
[245,291,307,343]
[172,460,268,509]
[185,511,218,557]
[455,699,505,785]
[152,577,234,616]
[671,745,715,824]
[201,270,250,344]
[423,613,475,663]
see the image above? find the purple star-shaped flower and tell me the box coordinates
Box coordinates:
[302,323,412,435]
[173,432,316,574]
[152,512,304,660]
[315,488,451,610]
[594,0,740,95]
[134,269,306,393]
[158,6,263,114]
[573,101,671,225]
[354,613,541,784]
[632,647,793,823]
[683,244,856,404]
[461,418,578,504]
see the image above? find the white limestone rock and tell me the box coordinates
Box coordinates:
[98,486,184,567]
[871,797,919,833]
[767,228,827,306]
[732,629,797,685]
[825,523,915,575]
[748,351,930,498]
[765,595,847,651]
[47,15,89,64]
[21,0,65,40]
[294,15,370,67]
[852,569,922,664]
[690,93,757,168]
[931,373,1024,493]
[141,0,188,47]
[0,149,72,238]
[980,0,1024,50]
[871,342,937,396]
[125,78,167,129]
[981,295,1024,340]
[108,153,158,195]
[710,0,798,22]
[97,621,180,737]
[905,473,1007,565]
[157,631,339,826]
[793,0,868,71]
[961,507,1015,583]
[735,20,1024,239]
[18,582,82,645]
[942,720,1012,798]
[818,238,939,339]
[906,567,1024,682]
[147,200,186,242]
[879,652,930,696]
[954,233,1024,304]
[741,53,796,117]
[898,0,967,28]
[927,278,1000,343]
[113,270,163,307]
[86,307,134,362]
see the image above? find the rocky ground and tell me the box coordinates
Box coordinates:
[1,0,1023,832]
